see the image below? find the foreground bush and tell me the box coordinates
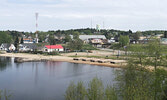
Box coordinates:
[65,78,117,100]
[0,89,12,100]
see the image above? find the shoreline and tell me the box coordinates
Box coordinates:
[0,53,124,68]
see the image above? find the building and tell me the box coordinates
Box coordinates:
[108,37,116,43]
[19,43,37,51]
[90,39,103,48]
[23,38,34,43]
[44,45,64,52]
[70,35,106,43]
[0,43,16,51]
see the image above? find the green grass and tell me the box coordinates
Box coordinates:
[82,44,98,50]
[127,44,167,54]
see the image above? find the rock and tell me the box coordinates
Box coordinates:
[82,59,86,61]
[73,58,79,60]
[14,57,24,63]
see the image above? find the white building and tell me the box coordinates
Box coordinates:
[0,43,16,51]
[70,35,106,43]
[44,45,64,52]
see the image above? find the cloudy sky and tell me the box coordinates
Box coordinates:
[0,0,167,32]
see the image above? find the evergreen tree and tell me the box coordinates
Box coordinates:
[14,36,19,50]
[164,31,167,38]
[64,35,72,43]
[21,37,24,44]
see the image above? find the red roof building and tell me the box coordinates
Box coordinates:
[45,45,63,49]
[44,45,64,52]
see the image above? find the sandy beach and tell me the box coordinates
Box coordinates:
[0,53,125,68]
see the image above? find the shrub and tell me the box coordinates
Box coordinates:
[82,44,98,50]
[110,43,121,50]
[48,51,59,55]
[65,78,117,100]
[0,89,12,100]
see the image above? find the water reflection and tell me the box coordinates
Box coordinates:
[0,57,11,71]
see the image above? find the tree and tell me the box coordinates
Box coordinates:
[68,32,83,50]
[132,31,140,43]
[64,35,72,43]
[128,30,133,34]
[21,37,24,44]
[48,34,56,45]
[104,32,112,39]
[119,35,129,47]
[0,31,12,44]
[87,78,104,100]
[65,78,117,100]
[73,32,80,40]
[68,39,83,50]
[14,36,19,50]
[122,39,167,100]
[164,31,167,38]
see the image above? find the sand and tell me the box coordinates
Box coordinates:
[0,53,125,68]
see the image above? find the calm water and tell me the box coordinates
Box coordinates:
[0,57,117,100]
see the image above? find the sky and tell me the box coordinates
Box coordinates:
[0,0,167,32]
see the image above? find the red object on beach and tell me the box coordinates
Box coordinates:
[45,45,63,49]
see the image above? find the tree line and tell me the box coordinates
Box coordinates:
[1,29,167,46]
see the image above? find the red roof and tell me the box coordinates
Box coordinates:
[45,45,63,49]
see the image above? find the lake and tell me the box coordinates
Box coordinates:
[0,57,117,100]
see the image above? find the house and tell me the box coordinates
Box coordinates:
[0,43,16,51]
[90,39,103,48]
[44,45,64,52]
[23,38,34,43]
[9,44,16,51]
[70,35,106,43]
[19,43,37,51]
[130,39,137,44]
[108,37,116,43]
[0,43,10,51]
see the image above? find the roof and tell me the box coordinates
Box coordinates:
[45,45,63,49]
[70,35,106,40]
[20,43,37,49]
[1,43,10,48]
[23,38,32,40]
